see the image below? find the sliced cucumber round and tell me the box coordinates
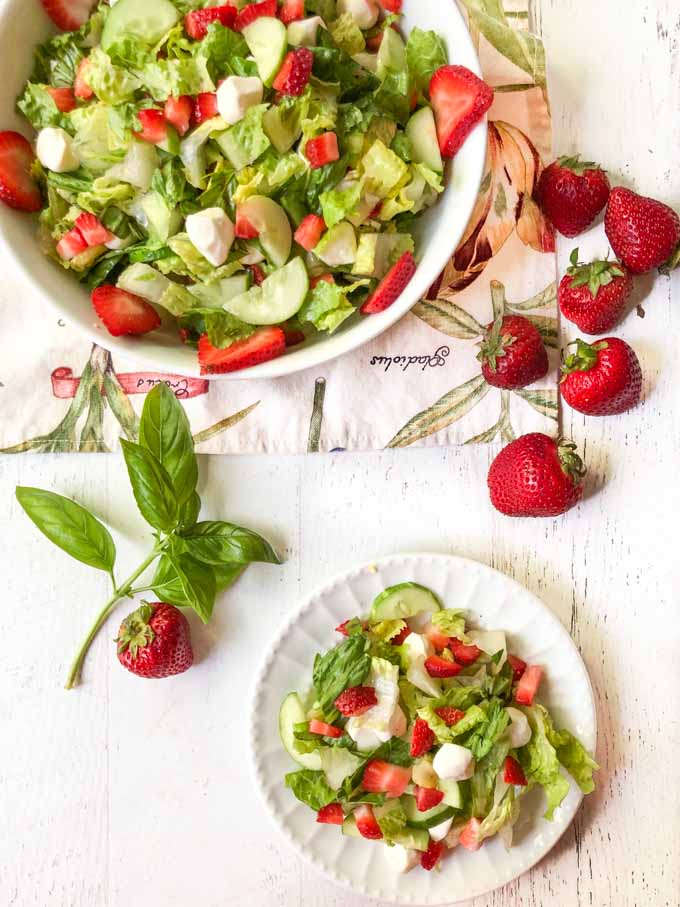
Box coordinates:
[243,17,288,87]
[342,815,361,838]
[390,827,430,851]
[370,582,442,622]
[377,27,406,78]
[401,795,456,830]
[224,257,309,325]
[102,0,179,51]
[237,195,292,267]
[279,692,322,771]
[406,107,444,173]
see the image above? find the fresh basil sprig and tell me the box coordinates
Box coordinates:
[15,383,281,689]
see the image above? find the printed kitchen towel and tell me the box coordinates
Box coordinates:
[0,1,558,454]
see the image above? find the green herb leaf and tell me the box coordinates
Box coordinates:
[313,635,371,714]
[138,383,198,506]
[151,552,216,623]
[180,520,280,566]
[120,439,179,532]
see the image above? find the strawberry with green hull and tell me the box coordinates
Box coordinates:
[537,155,611,237]
[116,601,193,679]
[560,338,642,416]
[559,249,633,334]
[477,314,549,390]
[604,187,680,274]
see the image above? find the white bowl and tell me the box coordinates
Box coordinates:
[0,0,487,379]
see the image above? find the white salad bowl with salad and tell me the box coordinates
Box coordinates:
[0,0,488,378]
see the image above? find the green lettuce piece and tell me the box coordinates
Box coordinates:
[285,769,337,811]
[518,705,571,819]
[300,97,337,145]
[151,157,194,210]
[413,162,445,193]
[16,84,69,131]
[142,57,213,102]
[465,700,510,760]
[198,22,254,80]
[307,0,337,19]
[167,233,241,281]
[369,619,406,642]
[180,117,226,188]
[105,37,152,69]
[478,789,520,845]
[360,140,409,198]
[76,176,136,215]
[417,704,487,744]
[406,28,448,91]
[431,609,467,639]
[398,678,429,718]
[373,69,410,124]
[29,11,104,87]
[534,704,598,795]
[320,181,362,229]
[376,801,407,842]
[158,283,196,317]
[69,104,129,173]
[313,635,371,716]
[432,684,485,711]
[298,279,356,334]
[329,14,365,55]
[179,309,255,348]
[215,105,271,171]
[352,232,414,278]
[470,739,510,817]
[320,747,363,790]
[234,152,306,203]
[85,48,141,104]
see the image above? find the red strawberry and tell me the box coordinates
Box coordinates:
[47,87,77,113]
[429,65,494,159]
[410,717,435,757]
[361,760,411,798]
[247,263,266,286]
[604,186,680,274]
[379,0,402,9]
[40,0,96,31]
[335,619,352,636]
[197,326,286,374]
[294,213,326,251]
[74,58,94,100]
[184,4,237,39]
[515,664,543,706]
[164,96,192,136]
[317,803,344,825]
[390,624,412,646]
[366,32,384,52]
[477,313,549,390]
[311,273,335,289]
[504,756,528,786]
[279,0,304,24]
[559,248,633,335]
[488,433,586,518]
[0,131,42,213]
[56,227,88,260]
[434,706,465,726]
[75,212,114,246]
[235,210,260,239]
[91,286,161,337]
[284,328,306,347]
[414,786,444,812]
[423,623,451,650]
[334,685,378,717]
[424,655,462,678]
[420,838,444,871]
[193,92,219,125]
[354,804,383,840]
[537,155,610,238]
[134,108,171,145]
[116,602,193,679]
[560,337,642,416]
[234,0,277,31]
[450,639,481,666]
[309,719,344,738]
[507,654,527,681]
[360,251,417,315]
[459,817,482,852]
[305,132,340,169]
[273,48,314,96]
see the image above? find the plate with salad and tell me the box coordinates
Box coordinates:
[251,553,598,902]
[0,0,489,378]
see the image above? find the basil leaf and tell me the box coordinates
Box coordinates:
[120,439,179,532]
[180,520,280,566]
[213,562,245,593]
[151,553,216,623]
[178,490,202,531]
[16,487,116,573]
[313,636,371,714]
[285,769,337,811]
[138,383,198,506]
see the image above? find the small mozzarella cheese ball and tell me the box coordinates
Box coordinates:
[185,208,235,266]
[433,743,475,781]
[216,76,264,126]
[429,816,453,842]
[389,705,407,738]
[402,632,434,661]
[505,707,532,749]
[412,758,438,789]
[337,0,379,29]
[36,127,80,173]
[383,844,419,873]
[346,719,391,751]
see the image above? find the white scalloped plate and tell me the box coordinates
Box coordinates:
[250,554,597,903]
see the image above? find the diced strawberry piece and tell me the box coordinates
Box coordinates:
[429,64,494,159]
[415,786,444,812]
[308,719,344,738]
[424,655,462,678]
[360,251,417,315]
[294,213,326,251]
[459,817,482,852]
[507,654,527,681]
[134,108,169,145]
[184,3,237,39]
[47,87,76,113]
[362,761,411,798]
[335,685,378,717]
[75,212,114,247]
[198,326,286,374]
[305,132,340,169]
[91,286,161,337]
[390,624,412,646]
[410,717,435,757]
[515,665,543,706]
[40,0,95,31]
[193,92,219,125]
[354,804,383,840]
[247,263,266,286]
[311,273,335,289]
[164,96,192,137]
[504,756,528,787]
[235,211,260,239]
[284,328,306,347]
[366,32,384,52]
[0,131,42,213]
[434,706,465,726]
[234,0,277,31]
[368,200,382,219]
[450,639,481,666]
[279,0,304,24]
[74,58,94,100]
[56,226,88,260]
[420,837,444,871]
[272,48,313,96]
[317,803,344,825]
[378,0,402,11]
[424,623,451,650]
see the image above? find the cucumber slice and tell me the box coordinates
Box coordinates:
[188,274,251,308]
[237,195,293,267]
[117,262,170,303]
[342,815,361,838]
[243,17,288,87]
[377,27,406,78]
[401,795,456,829]
[279,692,322,771]
[224,257,309,325]
[438,779,463,810]
[390,827,430,852]
[370,583,442,622]
[102,0,179,51]
[406,107,444,173]
[263,105,303,154]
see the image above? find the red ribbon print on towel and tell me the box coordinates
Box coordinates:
[51,367,209,400]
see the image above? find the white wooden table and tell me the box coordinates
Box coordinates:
[2,2,679,905]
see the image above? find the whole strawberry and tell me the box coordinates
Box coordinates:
[537,155,610,237]
[116,602,193,679]
[478,314,549,389]
[488,433,586,517]
[560,337,642,416]
[604,186,680,274]
[559,248,633,334]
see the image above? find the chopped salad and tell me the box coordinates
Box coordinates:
[279,582,597,873]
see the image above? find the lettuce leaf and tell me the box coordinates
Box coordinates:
[478,788,520,846]
[30,22,89,87]
[376,801,407,842]
[198,22,255,80]
[329,14,366,55]
[518,705,571,819]
[470,739,510,817]
[216,105,271,171]
[312,635,371,715]
[85,48,142,104]
[76,176,136,215]
[320,180,362,228]
[417,704,487,744]
[406,28,448,92]
[16,84,70,131]
[179,309,255,348]
[532,704,598,795]
[285,769,337,810]
[431,609,467,639]
[69,104,130,173]
[142,56,213,101]
[465,700,510,760]
[360,140,409,198]
[368,619,407,642]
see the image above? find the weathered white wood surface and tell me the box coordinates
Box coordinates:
[1,1,679,905]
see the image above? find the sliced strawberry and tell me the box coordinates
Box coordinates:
[294,213,326,251]
[366,32,384,52]
[335,618,354,636]
[279,0,304,24]
[47,87,76,113]
[317,803,344,825]
[504,756,527,787]
[311,273,335,289]
[368,200,382,219]
[0,131,42,213]
[507,654,527,681]
[193,92,219,125]
[429,64,494,159]
[515,665,543,706]
[423,623,451,651]
[354,804,383,840]
[134,109,169,145]
[360,251,417,315]
[198,327,286,374]
[74,58,94,100]
[91,286,161,337]
[450,639,481,666]
[305,132,340,169]
[420,837,444,871]
[390,624,412,646]
[308,719,344,738]
[40,0,96,31]
[56,227,88,260]
[247,263,266,286]
[378,0,402,10]
[235,210,260,239]
[284,328,306,347]
[234,0,277,31]
[424,655,462,678]
[75,212,114,247]
[434,706,465,726]
[362,760,411,798]
[414,785,444,812]
[334,685,377,717]
[164,96,192,137]
[272,48,314,96]
[459,817,482,852]
[410,717,435,757]
[184,4,237,39]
